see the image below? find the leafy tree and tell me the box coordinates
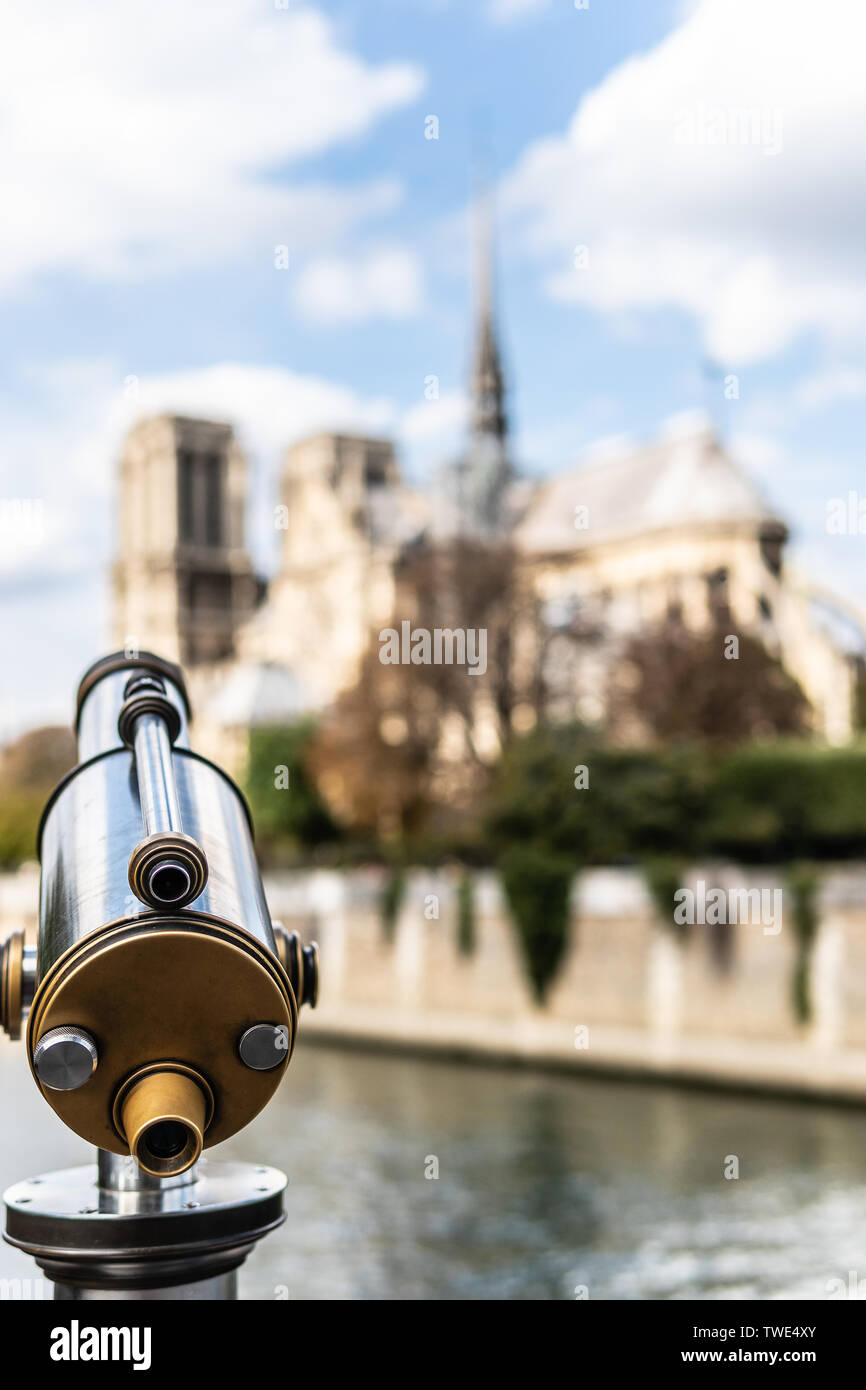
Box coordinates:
[0,726,76,867]
[244,721,339,864]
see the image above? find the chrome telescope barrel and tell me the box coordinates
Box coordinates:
[133,712,184,839]
[116,669,209,910]
[131,711,195,907]
[8,650,317,1178]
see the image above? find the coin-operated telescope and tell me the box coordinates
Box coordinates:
[0,651,317,1300]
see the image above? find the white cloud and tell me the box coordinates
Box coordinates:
[395,389,467,482]
[798,367,866,412]
[294,248,425,323]
[487,0,550,22]
[400,390,467,441]
[0,1,424,292]
[502,0,866,363]
[728,431,786,479]
[729,363,866,439]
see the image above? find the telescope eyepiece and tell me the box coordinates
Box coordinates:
[120,1069,207,1178]
[146,860,192,906]
[128,833,208,910]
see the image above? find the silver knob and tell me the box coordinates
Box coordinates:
[33,1026,98,1091]
[238,1023,288,1071]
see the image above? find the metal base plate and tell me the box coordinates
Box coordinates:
[3,1160,285,1292]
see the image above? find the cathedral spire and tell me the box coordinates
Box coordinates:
[429,183,513,543]
[470,188,507,444]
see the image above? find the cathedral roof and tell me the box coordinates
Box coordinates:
[514,421,785,556]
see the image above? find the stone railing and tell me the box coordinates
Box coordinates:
[264,864,866,1101]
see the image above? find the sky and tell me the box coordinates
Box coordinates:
[0,0,864,734]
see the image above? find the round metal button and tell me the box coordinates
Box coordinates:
[238,1024,287,1071]
[34,1027,98,1091]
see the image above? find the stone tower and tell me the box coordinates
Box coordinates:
[113,414,261,666]
[238,433,422,707]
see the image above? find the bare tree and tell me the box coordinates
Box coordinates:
[310,537,581,837]
[607,614,811,746]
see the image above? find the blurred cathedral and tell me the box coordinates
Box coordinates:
[112,226,860,770]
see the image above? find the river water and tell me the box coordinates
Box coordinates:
[1,1040,865,1300]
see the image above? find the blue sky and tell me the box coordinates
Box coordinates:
[0,0,864,732]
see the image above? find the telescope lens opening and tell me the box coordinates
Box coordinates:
[137,1118,198,1175]
[146,861,192,905]
[144,1120,188,1160]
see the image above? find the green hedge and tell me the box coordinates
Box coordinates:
[485,729,866,866]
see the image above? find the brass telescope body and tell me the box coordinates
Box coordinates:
[13,651,314,1175]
